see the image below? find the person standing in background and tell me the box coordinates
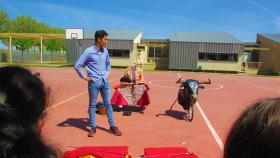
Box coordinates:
[74,30,122,137]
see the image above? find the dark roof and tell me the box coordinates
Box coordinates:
[259,34,280,43]
[84,29,141,40]
[171,32,242,44]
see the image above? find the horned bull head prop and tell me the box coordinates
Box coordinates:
[175,74,211,109]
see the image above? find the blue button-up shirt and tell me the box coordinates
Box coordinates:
[74,45,111,84]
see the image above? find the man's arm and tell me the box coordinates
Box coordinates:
[74,49,88,80]
[104,51,111,81]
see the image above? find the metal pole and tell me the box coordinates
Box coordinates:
[40,36,43,64]
[170,98,178,110]
[9,36,12,64]
[153,47,155,63]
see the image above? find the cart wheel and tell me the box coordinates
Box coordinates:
[187,105,194,122]
[183,105,194,122]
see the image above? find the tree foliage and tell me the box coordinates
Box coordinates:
[0,9,65,54]
[0,9,10,33]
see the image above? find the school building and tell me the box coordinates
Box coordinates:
[65,29,279,74]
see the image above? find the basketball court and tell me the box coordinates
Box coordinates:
[32,67,280,157]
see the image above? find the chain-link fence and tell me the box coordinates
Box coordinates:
[0,48,67,64]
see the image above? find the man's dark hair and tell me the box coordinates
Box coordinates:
[224,98,280,158]
[0,66,57,158]
[95,30,108,43]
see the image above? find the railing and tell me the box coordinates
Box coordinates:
[0,49,67,64]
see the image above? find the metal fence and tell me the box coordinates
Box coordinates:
[0,48,67,64]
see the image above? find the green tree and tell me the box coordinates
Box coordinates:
[9,16,36,61]
[10,16,38,33]
[2,13,65,63]
[0,9,10,32]
[45,39,60,61]
[0,9,11,50]
[13,39,33,62]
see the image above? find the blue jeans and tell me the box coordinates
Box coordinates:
[88,81,115,128]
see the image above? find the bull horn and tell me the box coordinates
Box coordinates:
[199,78,211,84]
[176,73,182,83]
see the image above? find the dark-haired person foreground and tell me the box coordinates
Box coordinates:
[224,98,280,158]
[0,66,58,158]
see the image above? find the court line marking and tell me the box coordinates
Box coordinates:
[196,102,224,150]
[150,79,224,150]
[46,77,119,111]
[224,75,280,95]
[46,91,88,111]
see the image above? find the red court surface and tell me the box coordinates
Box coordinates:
[29,67,280,158]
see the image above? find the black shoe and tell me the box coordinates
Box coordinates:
[113,105,123,112]
[109,126,122,136]
[140,106,146,114]
[88,127,96,137]
[123,110,132,116]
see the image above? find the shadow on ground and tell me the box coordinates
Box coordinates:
[156,109,186,120]
[57,118,109,132]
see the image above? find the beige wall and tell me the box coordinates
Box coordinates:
[197,54,242,72]
[111,57,133,66]
[258,35,280,74]
[258,35,274,71]
[273,43,280,74]
[111,49,134,66]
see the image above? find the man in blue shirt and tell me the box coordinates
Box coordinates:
[74,30,122,137]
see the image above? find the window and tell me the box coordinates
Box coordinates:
[199,53,205,60]
[155,47,162,58]
[207,54,217,60]
[219,54,229,61]
[148,46,169,58]
[148,47,155,57]
[228,54,238,61]
[108,49,130,58]
[162,46,169,57]
[199,52,238,62]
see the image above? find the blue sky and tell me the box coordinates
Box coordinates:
[0,0,279,42]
